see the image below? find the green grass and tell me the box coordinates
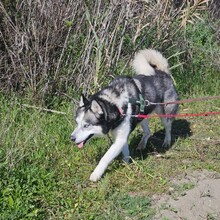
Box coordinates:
[1,6,220,220]
[1,17,220,216]
[0,91,219,219]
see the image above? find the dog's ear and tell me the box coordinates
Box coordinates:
[79,94,89,107]
[91,100,103,115]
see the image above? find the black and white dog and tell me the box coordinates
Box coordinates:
[71,49,179,182]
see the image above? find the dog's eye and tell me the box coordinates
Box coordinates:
[83,124,90,128]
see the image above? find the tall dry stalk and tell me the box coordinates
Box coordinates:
[0,0,212,100]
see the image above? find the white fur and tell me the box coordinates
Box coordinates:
[71,111,103,144]
[89,103,132,182]
[132,49,170,76]
[91,100,103,114]
[72,49,177,182]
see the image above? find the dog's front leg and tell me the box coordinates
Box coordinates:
[89,138,128,182]
[89,108,132,182]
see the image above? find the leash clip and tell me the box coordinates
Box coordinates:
[145,100,151,106]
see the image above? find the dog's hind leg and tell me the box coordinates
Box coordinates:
[155,104,176,148]
[160,89,179,148]
[137,118,151,150]
[161,117,173,148]
[161,104,178,148]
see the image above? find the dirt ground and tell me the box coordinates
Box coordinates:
[152,169,220,220]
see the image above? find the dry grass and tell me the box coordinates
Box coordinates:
[0,0,219,219]
[0,0,215,99]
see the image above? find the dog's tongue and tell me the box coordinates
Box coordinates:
[77,142,84,148]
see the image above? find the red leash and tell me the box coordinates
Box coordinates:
[119,95,220,119]
[145,95,220,106]
[120,110,220,119]
[135,111,220,119]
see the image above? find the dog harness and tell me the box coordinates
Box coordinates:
[129,94,146,113]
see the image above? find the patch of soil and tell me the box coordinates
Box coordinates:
[152,169,220,220]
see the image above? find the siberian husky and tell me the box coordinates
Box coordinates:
[71,49,179,182]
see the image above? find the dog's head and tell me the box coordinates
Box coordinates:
[70,95,106,148]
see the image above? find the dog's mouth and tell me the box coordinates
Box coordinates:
[76,134,93,148]
[77,142,84,148]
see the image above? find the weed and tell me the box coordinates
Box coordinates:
[0,94,219,219]
[0,3,220,219]
[112,194,155,219]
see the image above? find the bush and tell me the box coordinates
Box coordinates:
[0,0,219,101]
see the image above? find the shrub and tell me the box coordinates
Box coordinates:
[0,0,218,100]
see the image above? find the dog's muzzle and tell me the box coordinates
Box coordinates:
[70,134,76,142]
[70,134,94,148]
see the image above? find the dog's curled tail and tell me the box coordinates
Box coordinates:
[132,49,170,76]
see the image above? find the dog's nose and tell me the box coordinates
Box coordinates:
[70,135,76,142]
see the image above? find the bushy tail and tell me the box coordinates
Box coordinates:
[132,49,170,76]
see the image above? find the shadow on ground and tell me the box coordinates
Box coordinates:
[130,119,192,160]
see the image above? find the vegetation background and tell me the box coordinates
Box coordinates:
[0,0,219,219]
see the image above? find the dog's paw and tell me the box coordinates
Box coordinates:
[162,140,171,149]
[89,172,102,182]
[123,156,130,163]
[137,141,146,150]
